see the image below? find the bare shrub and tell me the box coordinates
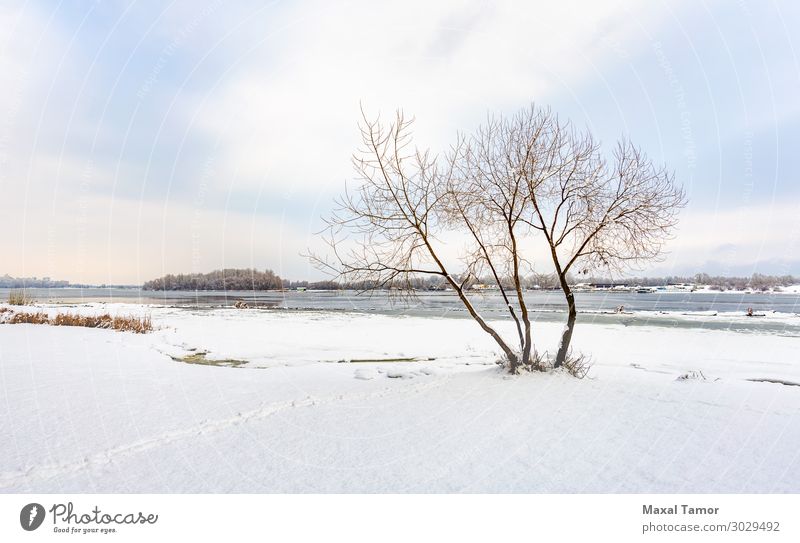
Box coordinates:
[7,289,33,306]
[561,350,593,379]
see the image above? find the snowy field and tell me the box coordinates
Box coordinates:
[1,303,799,493]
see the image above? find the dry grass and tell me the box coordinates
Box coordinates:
[8,311,49,325]
[6,311,153,333]
[505,350,550,374]
[527,350,550,373]
[110,314,153,333]
[562,351,593,379]
[505,349,592,379]
[7,289,33,305]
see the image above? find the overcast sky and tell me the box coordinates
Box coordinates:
[2,0,799,284]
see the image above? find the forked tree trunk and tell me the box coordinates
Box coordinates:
[421,234,521,371]
[447,277,520,370]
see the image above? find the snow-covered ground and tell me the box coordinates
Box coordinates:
[1,303,798,492]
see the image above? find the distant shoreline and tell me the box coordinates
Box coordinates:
[4,285,800,295]
[7,269,800,294]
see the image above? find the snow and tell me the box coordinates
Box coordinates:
[692,284,800,295]
[1,303,799,492]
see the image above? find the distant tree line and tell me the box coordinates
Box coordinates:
[141,269,798,292]
[4,269,795,293]
[289,274,574,291]
[581,273,799,291]
[143,269,283,291]
[694,273,798,291]
[0,274,69,288]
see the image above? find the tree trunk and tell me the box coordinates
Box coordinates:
[518,291,532,367]
[446,277,520,370]
[420,233,520,371]
[554,288,576,368]
[509,228,532,367]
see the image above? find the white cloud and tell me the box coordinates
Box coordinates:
[189,0,682,195]
[16,0,800,283]
[647,201,800,276]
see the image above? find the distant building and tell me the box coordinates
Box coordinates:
[471,283,498,291]
[0,274,70,288]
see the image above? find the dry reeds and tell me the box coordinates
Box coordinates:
[8,311,49,325]
[7,289,33,305]
[6,311,153,333]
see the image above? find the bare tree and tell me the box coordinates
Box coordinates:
[312,108,527,369]
[505,106,687,367]
[313,104,685,374]
[442,112,554,368]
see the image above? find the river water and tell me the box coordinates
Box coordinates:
[3,287,800,336]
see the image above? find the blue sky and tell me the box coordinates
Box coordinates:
[1,0,799,284]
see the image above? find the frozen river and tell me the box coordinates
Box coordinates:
[3,287,800,336]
